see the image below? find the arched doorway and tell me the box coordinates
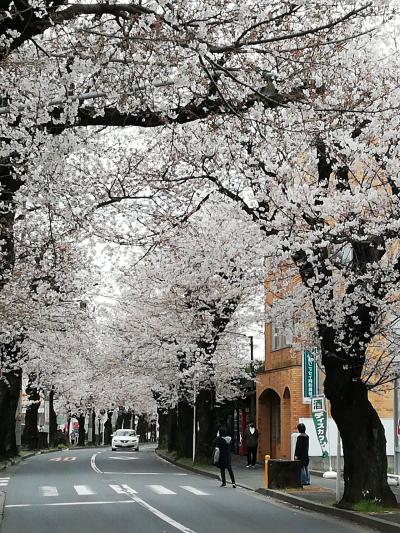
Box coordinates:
[258,389,281,458]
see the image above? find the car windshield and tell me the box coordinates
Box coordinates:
[115,430,136,437]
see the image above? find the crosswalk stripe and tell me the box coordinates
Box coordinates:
[74,485,95,495]
[121,484,137,494]
[109,484,125,494]
[40,486,59,497]
[148,485,176,495]
[180,486,210,496]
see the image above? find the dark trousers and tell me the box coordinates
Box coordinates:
[220,466,235,485]
[247,446,257,466]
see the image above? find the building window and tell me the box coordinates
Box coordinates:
[271,322,291,351]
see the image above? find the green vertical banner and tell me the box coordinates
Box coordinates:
[311,396,329,458]
[302,350,316,402]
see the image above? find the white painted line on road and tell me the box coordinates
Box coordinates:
[39,486,59,497]
[121,484,138,494]
[148,485,176,495]
[6,500,135,508]
[0,477,10,480]
[109,484,125,494]
[90,452,102,474]
[74,485,95,495]
[103,472,187,475]
[180,486,210,496]
[108,456,139,460]
[132,495,196,533]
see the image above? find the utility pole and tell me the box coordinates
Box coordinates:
[394,377,400,475]
[336,431,342,502]
[192,375,197,464]
[249,335,256,422]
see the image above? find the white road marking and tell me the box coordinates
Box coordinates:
[6,500,135,508]
[180,486,210,496]
[132,495,196,533]
[39,486,59,497]
[90,452,102,474]
[74,485,95,495]
[121,484,137,494]
[108,456,139,460]
[148,485,176,495]
[109,484,125,494]
[49,457,76,462]
[103,472,187,475]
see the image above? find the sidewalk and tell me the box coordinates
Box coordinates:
[157,450,400,532]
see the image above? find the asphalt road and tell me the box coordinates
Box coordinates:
[0,445,373,533]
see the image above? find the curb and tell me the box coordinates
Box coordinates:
[155,450,263,492]
[156,450,400,532]
[0,491,5,523]
[155,450,220,481]
[0,453,35,472]
[257,488,400,532]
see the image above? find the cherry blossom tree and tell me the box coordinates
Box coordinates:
[107,201,263,458]
[1,0,399,506]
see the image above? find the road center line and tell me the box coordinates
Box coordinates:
[132,495,196,533]
[90,452,102,474]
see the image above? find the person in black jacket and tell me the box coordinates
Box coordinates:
[245,422,259,468]
[215,427,236,488]
[294,422,310,485]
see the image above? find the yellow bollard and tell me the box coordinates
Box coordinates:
[264,454,270,489]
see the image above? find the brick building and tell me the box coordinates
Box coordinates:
[256,322,394,462]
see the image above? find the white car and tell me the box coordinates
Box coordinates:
[111,429,140,451]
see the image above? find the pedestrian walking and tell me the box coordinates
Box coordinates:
[245,422,259,468]
[294,422,310,485]
[214,427,236,488]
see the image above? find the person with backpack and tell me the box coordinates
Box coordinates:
[294,422,310,485]
[214,427,236,488]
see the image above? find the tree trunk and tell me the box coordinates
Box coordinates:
[48,389,57,447]
[23,387,40,450]
[90,410,96,445]
[196,388,216,462]
[168,408,178,453]
[157,408,168,449]
[137,415,148,442]
[116,411,124,430]
[325,365,396,508]
[176,400,193,457]
[78,414,85,446]
[104,412,113,445]
[0,368,21,459]
[123,411,132,429]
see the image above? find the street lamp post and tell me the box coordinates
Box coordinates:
[249,336,256,422]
